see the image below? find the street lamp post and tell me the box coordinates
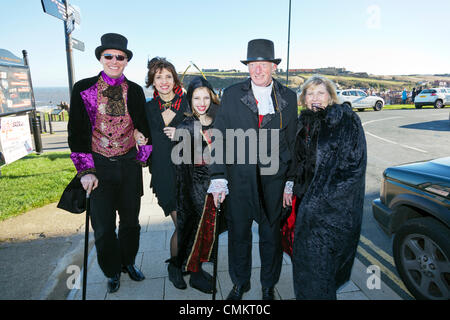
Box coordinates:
[286,0,292,87]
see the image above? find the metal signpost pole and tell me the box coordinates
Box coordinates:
[22,50,43,154]
[63,0,75,96]
[41,0,82,97]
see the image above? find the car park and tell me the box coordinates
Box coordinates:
[336,89,384,111]
[414,88,450,109]
[372,157,450,300]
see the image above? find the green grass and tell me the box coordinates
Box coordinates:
[0,151,76,221]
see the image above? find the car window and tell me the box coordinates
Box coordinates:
[350,91,358,96]
[422,89,436,94]
[342,91,349,96]
[357,91,367,97]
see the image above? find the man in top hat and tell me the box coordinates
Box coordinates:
[208,39,297,300]
[68,33,152,293]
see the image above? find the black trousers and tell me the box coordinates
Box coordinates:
[226,210,283,288]
[89,151,142,278]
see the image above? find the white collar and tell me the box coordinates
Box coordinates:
[251,81,274,116]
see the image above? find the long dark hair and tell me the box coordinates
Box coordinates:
[185,76,220,120]
[145,57,182,89]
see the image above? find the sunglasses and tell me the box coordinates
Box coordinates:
[102,54,127,61]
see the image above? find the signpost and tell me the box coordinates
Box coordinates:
[41,0,82,96]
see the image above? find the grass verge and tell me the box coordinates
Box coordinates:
[0,151,75,221]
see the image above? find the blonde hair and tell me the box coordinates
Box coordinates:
[298,75,338,107]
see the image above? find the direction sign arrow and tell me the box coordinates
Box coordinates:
[71,38,85,52]
[68,4,81,25]
[41,0,66,21]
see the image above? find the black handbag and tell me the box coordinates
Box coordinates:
[57,175,86,214]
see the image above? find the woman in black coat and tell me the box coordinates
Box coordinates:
[137,57,188,289]
[174,76,220,294]
[290,75,367,299]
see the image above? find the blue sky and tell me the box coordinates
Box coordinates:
[1,0,450,87]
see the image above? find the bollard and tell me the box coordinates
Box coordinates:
[48,112,53,134]
[42,113,47,133]
[36,113,42,133]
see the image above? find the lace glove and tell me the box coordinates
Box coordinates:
[284,180,294,195]
[207,178,229,195]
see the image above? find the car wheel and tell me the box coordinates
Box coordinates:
[434,100,444,109]
[415,104,422,109]
[393,217,450,300]
[373,101,383,111]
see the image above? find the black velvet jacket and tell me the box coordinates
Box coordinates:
[68,73,149,155]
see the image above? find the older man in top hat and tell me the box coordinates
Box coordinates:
[68,33,152,293]
[209,39,297,300]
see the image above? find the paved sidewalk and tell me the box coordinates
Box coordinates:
[67,170,402,301]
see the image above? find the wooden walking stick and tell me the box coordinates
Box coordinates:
[82,192,90,300]
[212,195,222,300]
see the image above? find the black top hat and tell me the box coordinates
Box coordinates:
[95,33,133,61]
[241,39,281,65]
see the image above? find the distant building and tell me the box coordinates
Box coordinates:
[288,69,315,73]
[202,69,219,72]
[316,67,347,75]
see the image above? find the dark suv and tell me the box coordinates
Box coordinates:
[372,157,450,300]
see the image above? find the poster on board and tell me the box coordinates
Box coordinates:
[0,115,33,166]
[0,48,33,117]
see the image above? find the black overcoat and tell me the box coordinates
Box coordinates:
[292,104,367,299]
[144,96,187,216]
[210,78,297,225]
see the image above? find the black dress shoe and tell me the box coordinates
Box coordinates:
[168,262,187,289]
[107,274,120,293]
[122,264,145,281]
[262,287,275,300]
[226,282,251,300]
[189,271,215,294]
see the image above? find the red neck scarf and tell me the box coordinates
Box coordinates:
[153,85,183,112]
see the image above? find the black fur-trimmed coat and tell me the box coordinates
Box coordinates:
[292,104,367,300]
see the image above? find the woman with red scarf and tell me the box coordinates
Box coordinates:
[142,57,188,289]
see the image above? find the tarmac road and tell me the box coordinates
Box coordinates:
[355,107,450,299]
[0,108,448,300]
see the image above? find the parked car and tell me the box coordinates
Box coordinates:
[372,157,450,300]
[336,89,384,111]
[414,88,450,109]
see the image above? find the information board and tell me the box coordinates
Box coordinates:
[0,65,33,116]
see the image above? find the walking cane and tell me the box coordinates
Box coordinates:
[212,195,222,300]
[82,192,90,300]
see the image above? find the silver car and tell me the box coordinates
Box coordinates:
[414,88,450,109]
[337,89,384,111]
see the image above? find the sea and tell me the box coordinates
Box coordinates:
[33,86,155,111]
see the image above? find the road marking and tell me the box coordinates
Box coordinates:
[365,131,428,153]
[362,117,403,126]
[357,245,414,298]
[359,235,395,267]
